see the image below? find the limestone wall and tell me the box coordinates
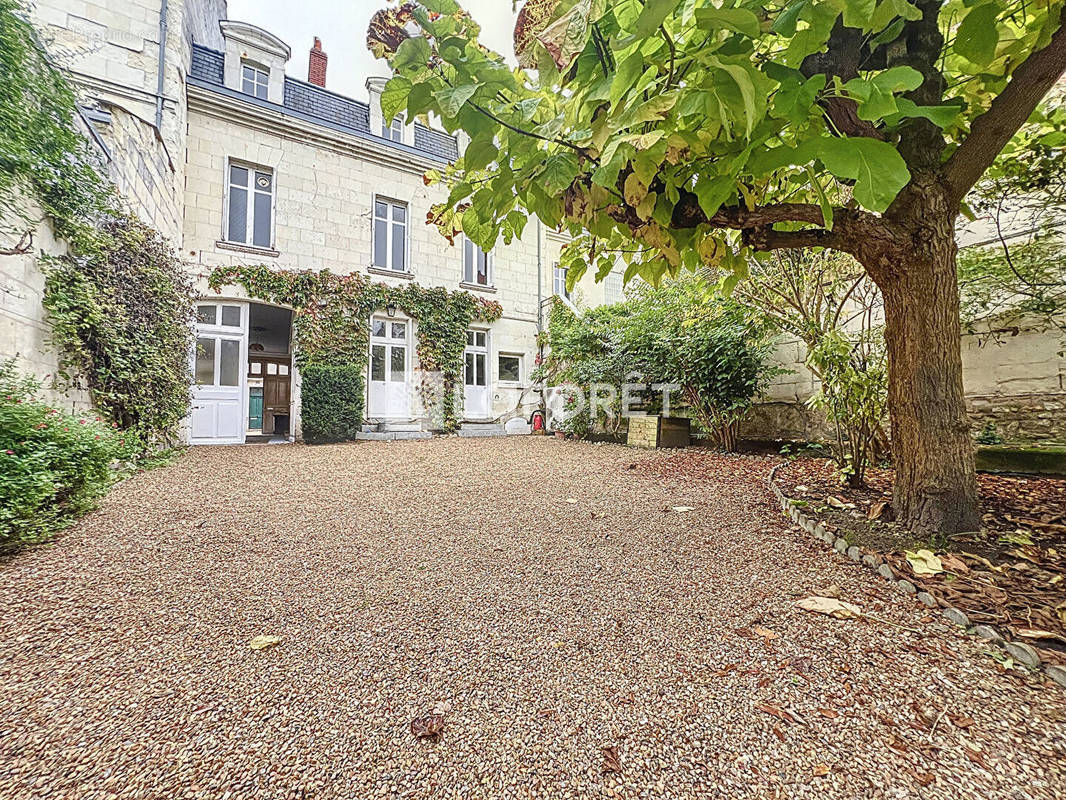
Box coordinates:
[0,211,91,412]
[743,320,1066,445]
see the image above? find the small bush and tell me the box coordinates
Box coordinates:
[0,361,134,551]
[301,362,365,443]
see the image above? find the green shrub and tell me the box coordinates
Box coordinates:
[0,361,134,551]
[301,363,365,444]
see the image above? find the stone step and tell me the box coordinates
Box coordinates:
[458,422,506,438]
[356,430,433,441]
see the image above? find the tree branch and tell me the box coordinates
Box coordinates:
[742,227,841,252]
[944,5,1066,203]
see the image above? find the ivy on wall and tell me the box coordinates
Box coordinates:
[207,265,503,432]
[1,0,195,451]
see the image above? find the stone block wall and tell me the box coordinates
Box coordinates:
[0,210,91,412]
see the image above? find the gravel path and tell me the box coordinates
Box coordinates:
[0,438,1062,799]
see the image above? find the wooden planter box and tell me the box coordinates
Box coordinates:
[626,415,690,449]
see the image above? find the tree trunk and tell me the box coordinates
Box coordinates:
[878,226,980,536]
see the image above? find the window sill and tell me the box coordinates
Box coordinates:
[368,266,415,280]
[497,381,524,389]
[215,240,280,258]
[459,282,497,294]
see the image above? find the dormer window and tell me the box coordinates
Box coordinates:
[241,61,269,99]
[382,115,403,142]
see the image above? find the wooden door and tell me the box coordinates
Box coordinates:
[250,355,291,435]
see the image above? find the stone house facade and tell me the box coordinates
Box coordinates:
[3,1,621,443]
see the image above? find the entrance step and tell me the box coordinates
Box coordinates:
[355,430,433,441]
[458,422,506,438]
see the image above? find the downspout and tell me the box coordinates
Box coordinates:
[154,0,168,131]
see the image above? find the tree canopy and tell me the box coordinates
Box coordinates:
[369,0,1065,291]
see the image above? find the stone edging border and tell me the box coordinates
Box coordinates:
[766,461,1066,691]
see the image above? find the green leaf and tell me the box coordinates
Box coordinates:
[694,174,736,218]
[392,36,431,72]
[806,166,833,230]
[380,76,412,125]
[539,152,581,195]
[632,0,676,37]
[818,137,909,212]
[434,84,478,118]
[713,60,759,136]
[838,0,876,28]
[955,4,1000,66]
[693,7,761,38]
[891,98,962,128]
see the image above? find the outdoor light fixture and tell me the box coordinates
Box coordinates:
[386,303,398,318]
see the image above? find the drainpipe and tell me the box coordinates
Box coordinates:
[154,0,168,131]
[536,218,543,335]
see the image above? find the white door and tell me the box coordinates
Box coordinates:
[190,302,247,444]
[464,329,489,419]
[368,317,410,418]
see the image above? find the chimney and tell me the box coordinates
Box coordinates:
[308,37,327,87]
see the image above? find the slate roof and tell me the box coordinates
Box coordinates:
[188,44,459,163]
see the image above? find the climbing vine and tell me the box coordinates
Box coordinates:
[2,0,195,450]
[207,265,502,432]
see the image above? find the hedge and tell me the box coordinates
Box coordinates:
[300,363,364,444]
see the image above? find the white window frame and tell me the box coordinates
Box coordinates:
[224,160,275,249]
[497,352,523,386]
[372,196,409,273]
[240,61,269,100]
[463,237,493,287]
[553,265,570,300]
[382,114,404,142]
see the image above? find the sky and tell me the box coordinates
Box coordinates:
[227,1,519,102]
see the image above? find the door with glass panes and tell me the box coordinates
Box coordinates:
[190,302,247,444]
[368,318,409,418]
[463,329,489,419]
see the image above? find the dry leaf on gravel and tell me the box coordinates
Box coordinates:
[755,703,806,725]
[795,596,862,620]
[564,498,578,504]
[410,713,445,741]
[248,635,281,651]
[868,500,889,520]
[601,745,622,775]
[818,708,840,719]
[906,550,943,576]
[813,764,831,777]
[753,625,779,641]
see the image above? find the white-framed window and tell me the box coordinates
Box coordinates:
[604,270,624,304]
[382,114,404,142]
[241,61,269,100]
[373,197,408,272]
[226,162,274,249]
[498,353,523,384]
[553,265,570,300]
[194,302,244,388]
[463,238,492,286]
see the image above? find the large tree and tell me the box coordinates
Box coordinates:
[368,0,1066,535]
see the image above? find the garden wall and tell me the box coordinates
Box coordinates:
[744,318,1066,445]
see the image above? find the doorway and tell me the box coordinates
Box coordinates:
[368,316,410,418]
[463,329,489,419]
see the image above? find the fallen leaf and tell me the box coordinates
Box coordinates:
[249,635,281,651]
[816,584,842,599]
[868,500,889,520]
[964,745,989,769]
[772,726,786,742]
[591,511,606,519]
[753,625,779,641]
[949,714,975,729]
[905,549,943,576]
[826,496,847,509]
[564,498,578,504]
[756,703,806,725]
[671,506,695,513]
[939,553,969,573]
[813,764,830,777]
[1016,628,1066,645]
[410,713,445,740]
[794,596,862,620]
[601,745,622,774]
[817,708,839,719]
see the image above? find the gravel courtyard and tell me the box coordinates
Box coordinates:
[1,438,1063,799]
